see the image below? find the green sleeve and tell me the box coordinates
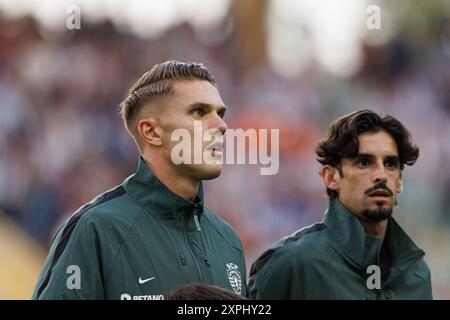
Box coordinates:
[32,215,105,299]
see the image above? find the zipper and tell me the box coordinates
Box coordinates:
[201,254,214,283]
[183,203,214,283]
[202,256,211,267]
[193,214,201,232]
[193,202,202,232]
[193,204,214,282]
[179,253,190,282]
[183,215,204,282]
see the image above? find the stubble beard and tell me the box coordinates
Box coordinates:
[361,202,393,222]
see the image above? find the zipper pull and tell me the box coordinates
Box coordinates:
[193,214,201,232]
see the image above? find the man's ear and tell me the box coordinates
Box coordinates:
[320,165,340,194]
[138,117,163,147]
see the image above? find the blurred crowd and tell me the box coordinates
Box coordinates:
[1,7,450,297]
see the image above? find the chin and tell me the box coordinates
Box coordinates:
[361,205,393,222]
[187,164,223,180]
[200,165,223,180]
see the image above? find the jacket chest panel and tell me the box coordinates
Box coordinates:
[299,253,427,300]
[102,221,244,298]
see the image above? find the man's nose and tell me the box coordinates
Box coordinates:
[373,162,388,184]
[212,113,228,136]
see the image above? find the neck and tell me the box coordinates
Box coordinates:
[142,155,199,201]
[357,218,389,245]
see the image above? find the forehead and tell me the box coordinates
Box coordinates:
[357,130,398,156]
[170,80,224,107]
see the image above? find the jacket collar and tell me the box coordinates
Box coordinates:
[123,157,204,231]
[324,198,424,271]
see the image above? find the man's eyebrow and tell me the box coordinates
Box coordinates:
[187,102,227,112]
[187,102,211,109]
[384,155,400,162]
[355,153,375,159]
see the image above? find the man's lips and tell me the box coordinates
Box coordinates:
[367,189,391,197]
[365,183,393,198]
[207,142,223,157]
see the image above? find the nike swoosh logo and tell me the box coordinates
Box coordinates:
[138,276,155,284]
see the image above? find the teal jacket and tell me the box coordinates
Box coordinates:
[248,199,432,300]
[33,157,247,299]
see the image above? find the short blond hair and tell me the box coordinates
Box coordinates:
[119,60,216,136]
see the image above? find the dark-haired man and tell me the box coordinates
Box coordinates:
[248,109,432,300]
[33,61,247,299]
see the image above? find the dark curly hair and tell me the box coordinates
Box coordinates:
[315,109,419,198]
[166,283,247,300]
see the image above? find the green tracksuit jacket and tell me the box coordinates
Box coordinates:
[33,157,247,299]
[248,199,432,300]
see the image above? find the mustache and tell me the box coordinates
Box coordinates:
[364,182,393,196]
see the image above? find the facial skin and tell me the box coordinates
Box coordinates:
[137,80,228,200]
[321,130,403,239]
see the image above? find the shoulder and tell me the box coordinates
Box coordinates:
[58,185,141,242]
[251,222,328,276]
[247,223,328,299]
[412,257,432,282]
[202,207,243,251]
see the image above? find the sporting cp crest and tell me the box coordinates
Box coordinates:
[226,262,242,295]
